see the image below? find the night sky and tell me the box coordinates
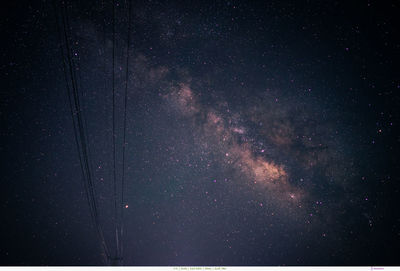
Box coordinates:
[1,0,400,266]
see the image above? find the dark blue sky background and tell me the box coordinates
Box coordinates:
[1,0,399,266]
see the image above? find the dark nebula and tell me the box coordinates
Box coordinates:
[1,0,399,266]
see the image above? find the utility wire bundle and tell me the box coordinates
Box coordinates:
[53,0,132,265]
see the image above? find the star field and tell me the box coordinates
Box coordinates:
[1,0,400,266]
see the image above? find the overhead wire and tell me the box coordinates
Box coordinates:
[111,0,120,263]
[54,0,131,265]
[52,0,92,223]
[119,0,132,261]
[53,0,111,264]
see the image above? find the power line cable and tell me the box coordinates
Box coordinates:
[111,0,120,263]
[119,0,132,261]
[53,0,111,264]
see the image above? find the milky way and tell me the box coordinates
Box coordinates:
[164,83,301,203]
